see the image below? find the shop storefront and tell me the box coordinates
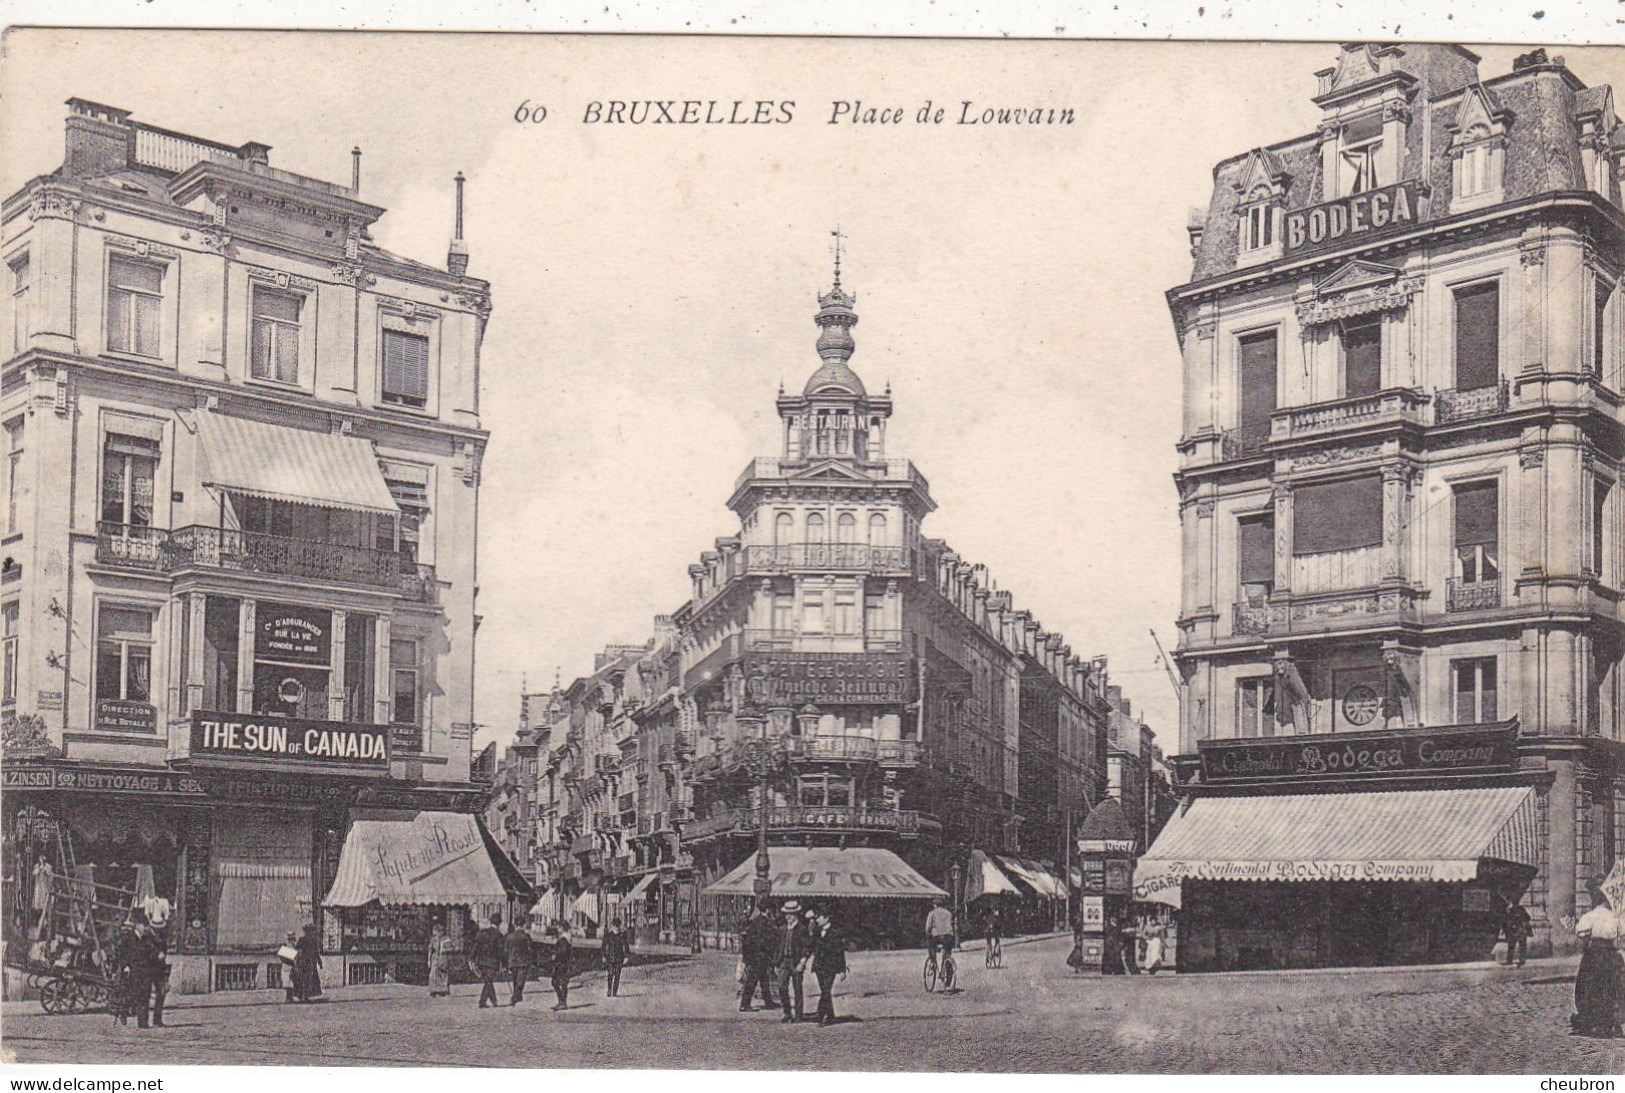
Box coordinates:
[1134,721,1544,972]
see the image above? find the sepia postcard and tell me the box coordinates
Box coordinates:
[1,20,1624,1081]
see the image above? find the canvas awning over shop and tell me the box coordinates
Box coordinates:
[996,856,1066,900]
[194,410,399,515]
[1133,785,1540,909]
[531,889,566,922]
[618,872,658,902]
[965,849,1022,901]
[703,847,947,900]
[572,890,602,922]
[323,812,509,908]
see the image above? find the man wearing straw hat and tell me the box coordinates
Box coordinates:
[773,900,811,1023]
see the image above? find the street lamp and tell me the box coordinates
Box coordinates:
[736,706,771,902]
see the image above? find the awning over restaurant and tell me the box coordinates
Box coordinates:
[703,847,947,900]
[618,872,658,902]
[531,889,566,923]
[194,410,399,515]
[323,812,509,908]
[572,890,602,922]
[1133,785,1540,909]
[996,856,1066,900]
[965,850,1022,901]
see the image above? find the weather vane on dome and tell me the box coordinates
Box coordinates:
[830,225,846,290]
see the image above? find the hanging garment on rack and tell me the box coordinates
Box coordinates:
[31,861,53,912]
[132,864,156,903]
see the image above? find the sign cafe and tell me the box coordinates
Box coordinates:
[1282,181,1423,255]
[191,711,388,766]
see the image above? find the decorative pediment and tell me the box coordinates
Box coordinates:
[791,460,871,482]
[1296,260,1422,326]
[1330,45,1384,92]
[1448,84,1513,148]
[1232,148,1292,208]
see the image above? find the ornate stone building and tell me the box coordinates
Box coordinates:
[1145,45,1625,969]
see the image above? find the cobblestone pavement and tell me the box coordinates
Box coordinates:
[5,935,1623,1073]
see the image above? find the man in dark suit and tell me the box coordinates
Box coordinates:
[810,911,848,1027]
[774,900,811,1023]
[470,913,505,1009]
[505,919,533,1005]
[1503,898,1531,967]
[738,903,777,1011]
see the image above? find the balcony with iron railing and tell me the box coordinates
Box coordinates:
[1220,422,1273,461]
[1446,577,1502,612]
[742,629,911,653]
[1435,381,1510,425]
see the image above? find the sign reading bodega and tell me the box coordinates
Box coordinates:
[1199,721,1518,783]
[190,711,388,768]
[1283,181,1425,255]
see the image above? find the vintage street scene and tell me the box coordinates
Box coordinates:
[1,30,1624,1076]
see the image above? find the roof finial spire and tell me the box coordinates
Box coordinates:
[830,225,846,291]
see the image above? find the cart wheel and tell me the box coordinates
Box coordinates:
[39,978,75,1015]
[79,982,108,1013]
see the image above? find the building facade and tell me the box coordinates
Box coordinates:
[2,100,507,994]
[1150,45,1625,969]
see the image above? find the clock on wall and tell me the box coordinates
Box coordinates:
[1341,683,1382,726]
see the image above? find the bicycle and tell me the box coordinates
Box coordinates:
[923,944,956,993]
[984,937,1002,969]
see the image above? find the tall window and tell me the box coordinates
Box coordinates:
[100,434,158,529]
[1595,480,1611,583]
[202,595,239,712]
[377,468,429,563]
[1452,658,1497,723]
[1293,476,1382,555]
[1237,677,1275,738]
[96,604,154,705]
[774,512,793,546]
[833,590,857,634]
[806,512,825,544]
[1241,203,1277,252]
[2,600,17,706]
[798,773,852,807]
[1339,114,1383,196]
[9,253,28,355]
[864,590,884,635]
[381,329,430,408]
[344,613,375,723]
[1237,513,1275,602]
[4,417,21,536]
[771,592,793,634]
[390,638,421,726]
[1453,282,1500,390]
[836,512,856,544]
[1596,279,1615,378]
[1453,481,1499,584]
[1458,141,1502,199]
[106,255,163,358]
[801,590,825,633]
[250,287,302,384]
[1237,330,1278,432]
[868,512,887,546]
[1342,316,1383,397]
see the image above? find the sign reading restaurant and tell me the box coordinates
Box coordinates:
[190,711,388,768]
[1199,721,1519,784]
[1282,180,1426,257]
[742,652,911,705]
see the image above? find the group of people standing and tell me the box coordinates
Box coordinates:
[1069,910,1167,977]
[109,906,168,1029]
[462,913,629,1011]
[737,899,848,1026]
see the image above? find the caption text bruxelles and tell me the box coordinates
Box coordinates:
[512,99,1075,127]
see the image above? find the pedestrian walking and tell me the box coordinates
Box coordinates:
[1571,879,1624,1038]
[549,923,574,1011]
[1100,914,1123,976]
[1141,916,1167,975]
[427,924,453,997]
[109,912,149,1028]
[505,919,534,1005]
[809,910,847,1027]
[279,931,301,1002]
[138,911,170,1026]
[738,902,777,1011]
[774,900,810,1023]
[471,913,505,1009]
[294,923,324,1002]
[1502,898,1531,967]
[602,918,629,997]
[1119,915,1141,975]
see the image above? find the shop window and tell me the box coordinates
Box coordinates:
[249,286,302,385]
[1453,481,1499,584]
[1452,658,1498,723]
[1237,330,1278,431]
[1341,315,1383,397]
[252,602,331,720]
[96,603,154,704]
[1237,513,1275,602]
[381,328,430,408]
[1293,476,1382,555]
[100,434,159,529]
[1453,282,1500,390]
[2,599,16,706]
[9,252,28,355]
[4,417,21,536]
[106,255,164,358]
[391,638,421,726]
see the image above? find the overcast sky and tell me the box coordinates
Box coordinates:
[6,33,1622,751]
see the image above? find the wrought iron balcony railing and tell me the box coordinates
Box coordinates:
[1233,601,1271,636]
[741,543,909,574]
[95,523,169,570]
[1435,381,1510,424]
[1446,577,1502,612]
[742,629,910,653]
[1220,422,1272,460]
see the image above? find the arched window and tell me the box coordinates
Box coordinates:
[836,512,857,544]
[774,512,793,546]
[806,512,825,543]
[868,512,887,546]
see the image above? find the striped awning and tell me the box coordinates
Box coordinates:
[996,856,1066,900]
[323,812,508,908]
[965,849,1022,901]
[1133,785,1539,909]
[620,872,658,901]
[703,847,947,900]
[194,411,399,515]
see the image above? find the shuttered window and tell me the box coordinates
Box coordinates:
[1343,317,1382,397]
[1454,480,1499,584]
[1293,476,1382,555]
[1238,331,1278,429]
[1454,282,1500,390]
[381,329,430,407]
[1238,514,1275,587]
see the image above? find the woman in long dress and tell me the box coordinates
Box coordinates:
[1571,881,1623,1038]
[1142,916,1168,975]
[293,923,323,1002]
[427,924,452,997]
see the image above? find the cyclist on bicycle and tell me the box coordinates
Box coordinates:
[925,897,956,964]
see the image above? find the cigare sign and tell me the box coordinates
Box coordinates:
[1282,181,1425,256]
[742,653,910,705]
[190,711,388,768]
[1199,722,1518,784]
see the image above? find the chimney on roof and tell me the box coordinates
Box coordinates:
[351,147,362,192]
[1186,206,1206,259]
[62,98,133,179]
[448,171,470,277]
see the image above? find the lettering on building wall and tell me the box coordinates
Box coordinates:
[741,653,912,705]
[1282,181,1425,256]
[1198,722,1518,783]
[190,711,388,768]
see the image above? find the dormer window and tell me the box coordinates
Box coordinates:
[1457,132,1502,198]
[1338,114,1384,195]
[1241,201,1279,253]
[1448,85,1511,212]
[1231,150,1291,268]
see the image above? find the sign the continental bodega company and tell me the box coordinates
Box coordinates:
[190,710,388,767]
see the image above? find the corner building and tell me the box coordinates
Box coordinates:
[2,101,510,994]
[1141,45,1625,969]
